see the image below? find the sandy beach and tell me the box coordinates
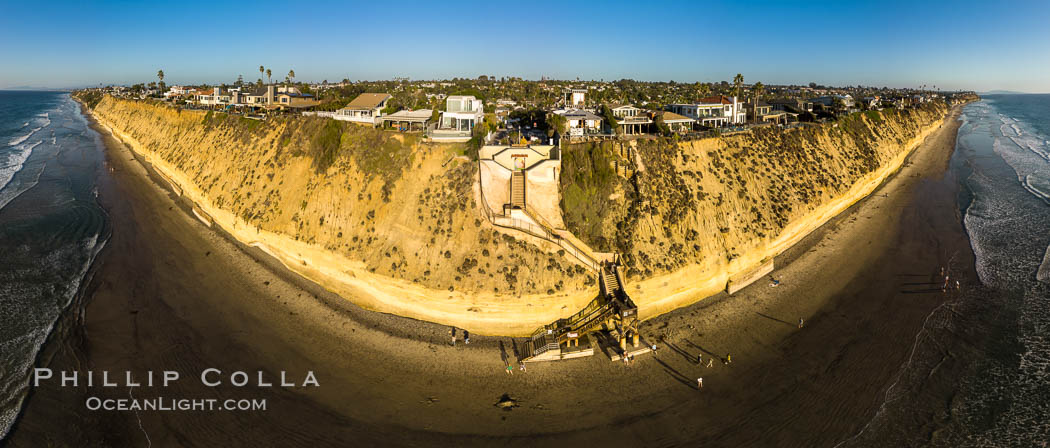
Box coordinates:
[7,106,969,447]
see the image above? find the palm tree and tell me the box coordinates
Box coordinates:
[752,81,765,123]
[157,69,164,85]
[733,73,744,99]
[259,65,264,83]
[287,69,295,84]
[266,68,272,85]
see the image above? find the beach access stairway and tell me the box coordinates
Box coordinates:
[523,260,638,362]
[475,158,638,362]
[510,171,526,209]
[477,169,601,272]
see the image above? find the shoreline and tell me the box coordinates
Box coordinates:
[87,103,949,336]
[7,104,971,446]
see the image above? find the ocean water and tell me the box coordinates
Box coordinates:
[839,96,1050,446]
[0,91,108,439]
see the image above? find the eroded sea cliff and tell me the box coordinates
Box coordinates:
[80,94,958,333]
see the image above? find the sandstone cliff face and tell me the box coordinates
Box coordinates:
[89,97,592,297]
[560,104,949,283]
[84,94,952,333]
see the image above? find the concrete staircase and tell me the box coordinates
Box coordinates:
[510,171,526,209]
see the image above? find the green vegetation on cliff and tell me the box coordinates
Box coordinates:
[560,103,951,279]
[84,95,594,296]
[559,141,628,250]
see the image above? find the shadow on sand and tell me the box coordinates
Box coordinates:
[755,311,795,328]
[653,358,696,389]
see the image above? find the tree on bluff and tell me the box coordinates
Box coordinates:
[599,104,620,136]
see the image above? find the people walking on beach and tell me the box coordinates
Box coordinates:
[798,318,804,328]
[725,353,732,364]
[697,377,703,390]
[464,330,470,345]
[651,344,658,356]
[707,359,714,368]
[450,328,456,346]
[519,361,526,372]
[955,280,961,290]
[506,364,513,375]
[697,353,702,365]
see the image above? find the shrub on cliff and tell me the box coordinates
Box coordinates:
[310,118,344,173]
[74,91,105,109]
[559,141,623,250]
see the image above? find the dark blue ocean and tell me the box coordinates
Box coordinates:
[0,91,108,438]
[839,95,1050,446]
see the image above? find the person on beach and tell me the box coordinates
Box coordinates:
[955,280,961,290]
[697,377,703,390]
[651,344,658,356]
[519,361,526,372]
[506,364,513,375]
[725,354,732,364]
[798,318,804,328]
[697,353,702,365]
[707,359,714,368]
[464,330,470,345]
[450,328,456,346]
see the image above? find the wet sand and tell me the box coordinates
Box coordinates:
[7,107,969,447]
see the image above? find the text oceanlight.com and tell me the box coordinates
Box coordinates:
[31,368,318,412]
[86,396,267,411]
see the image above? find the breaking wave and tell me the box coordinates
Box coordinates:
[0,140,40,194]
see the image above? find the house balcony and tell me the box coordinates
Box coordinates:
[429,128,473,142]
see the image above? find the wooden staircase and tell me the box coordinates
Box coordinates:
[510,171,526,209]
[601,265,620,296]
[521,259,639,363]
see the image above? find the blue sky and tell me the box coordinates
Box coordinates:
[1,0,1048,92]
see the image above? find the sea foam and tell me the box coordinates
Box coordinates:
[7,114,50,147]
[7,127,40,147]
[1023,175,1050,205]
[1039,246,1050,284]
[0,140,40,193]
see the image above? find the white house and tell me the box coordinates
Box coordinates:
[656,111,696,133]
[164,85,192,98]
[611,105,653,135]
[668,95,745,127]
[195,87,231,106]
[439,95,484,132]
[554,109,604,136]
[336,93,392,125]
[564,88,587,107]
[611,104,644,119]
[239,86,275,107]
